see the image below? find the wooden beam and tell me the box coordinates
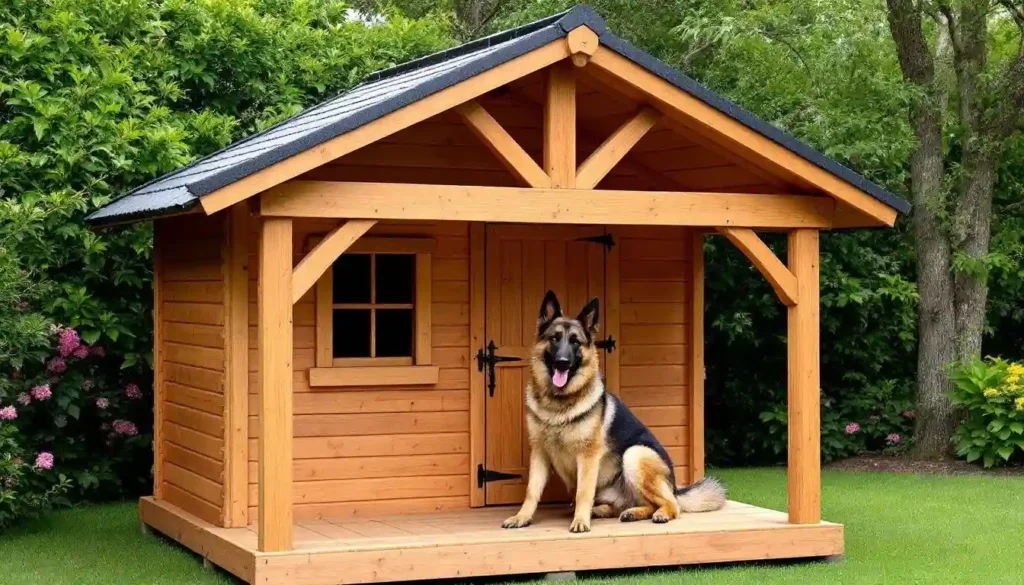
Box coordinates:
[717,227,798,306]
[261,181,834,229]
[258,217,293,551]
[689,230,705,484]
[455,100,551,188]
[152,228,165,500]
[587,47,898,227]
[468,224,486,508]
[567,25,599,67]
[544,65,576,187]
[787,228,820,525]
[198,39,571,215]
[223,203,250,527]
[292,219,376,304]
[576,108,661,189]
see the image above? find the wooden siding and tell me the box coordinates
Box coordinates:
[246,220,471,520]
[613,226,693,485]
[155,215,227,525]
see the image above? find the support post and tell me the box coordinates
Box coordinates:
[787,228,820,524]
[223,203,250,527]
[544,64,575,187]
[688,231,705,484]
[258,217,293,551]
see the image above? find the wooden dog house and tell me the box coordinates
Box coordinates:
[89,6,908,584]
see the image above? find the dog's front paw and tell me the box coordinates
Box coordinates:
[568,516,591,533]
[652,511,672,523]
[502,515,532,529]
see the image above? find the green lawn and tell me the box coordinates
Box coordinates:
[1,469,1022,585]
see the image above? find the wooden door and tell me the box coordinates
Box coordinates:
[483,224,608,505]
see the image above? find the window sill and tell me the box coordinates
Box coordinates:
[308,365,440,388]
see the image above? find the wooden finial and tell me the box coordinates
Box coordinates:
[566,26,599,67]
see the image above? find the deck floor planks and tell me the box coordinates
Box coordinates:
[140,496,843,585]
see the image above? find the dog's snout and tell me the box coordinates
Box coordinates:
[553,356,571,371]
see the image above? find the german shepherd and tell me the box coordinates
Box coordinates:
[502,291,726,533]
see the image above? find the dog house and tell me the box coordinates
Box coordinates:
[89,6,908,584]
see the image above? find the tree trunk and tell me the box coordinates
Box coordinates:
[908,103,958,458]
[952,150,997,362]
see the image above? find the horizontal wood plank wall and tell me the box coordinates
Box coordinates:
[155,215,227,526]
[246,219,471,520]
[615,226,691,485]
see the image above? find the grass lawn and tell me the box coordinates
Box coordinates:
[1,468,1022,585]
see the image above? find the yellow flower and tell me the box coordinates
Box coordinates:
[983,387,999,398]
[1008,363,1024,377]
[1007,374,1021,386]
[1008,382,1022,393]
[1016,397,1024,411]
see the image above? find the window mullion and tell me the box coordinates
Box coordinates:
[370,254,376,358]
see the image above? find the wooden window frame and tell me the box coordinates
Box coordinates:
[310,236,438,387]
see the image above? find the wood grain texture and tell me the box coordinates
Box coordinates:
[787,229,820,524]
[544,64,576,188]
[455,100,550,188]
[688,231,705,483]
[307,366,440,387]
[153,228,165,499]
[468,223,486,507]
[261,181,835,228]
[576,108,660,189]
[141,497,843,585]
[292,220,376,304]
[258,217,294,551]
[567,25,600,67]
[200,40,571,215]
[586,47,895,227]
[718,227,797,306]
[224,204,250,527]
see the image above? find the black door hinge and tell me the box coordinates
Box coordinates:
[575,233,615,250]
[595,335,616,352]
[477,464,522,487]
[476,340,522,397]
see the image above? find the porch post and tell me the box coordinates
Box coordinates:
[258,217,293,551]
[787,228,820,524]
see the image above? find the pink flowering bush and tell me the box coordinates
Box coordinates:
[759,379,915,461]
[0,425,71,528]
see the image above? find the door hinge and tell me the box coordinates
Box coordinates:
[477,464,522,487]
[574,233,615,250]
[595,335,616,352]
[476,340,522,397]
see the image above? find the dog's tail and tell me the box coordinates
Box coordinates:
[674,477,727,513]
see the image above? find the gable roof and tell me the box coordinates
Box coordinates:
[87,5,909,225]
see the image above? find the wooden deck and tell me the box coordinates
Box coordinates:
[140,496,843,584]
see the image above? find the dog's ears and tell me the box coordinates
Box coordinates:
[537,290,562,335]
[576,298,600,339]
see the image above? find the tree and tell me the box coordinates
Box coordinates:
[885,0,1024,456]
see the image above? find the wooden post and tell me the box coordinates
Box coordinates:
[689,231,705,484]
[544,64,575,188]
[787,228,820,524]
[223,204,250,527]
[258,217,293,551]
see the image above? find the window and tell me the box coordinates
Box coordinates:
[312,237,437,387]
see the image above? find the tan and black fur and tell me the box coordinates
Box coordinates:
[503,291,726,533]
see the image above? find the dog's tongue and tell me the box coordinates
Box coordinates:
[552,370,569,388]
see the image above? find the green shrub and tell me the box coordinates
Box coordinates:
[950,358,1024,468]
[0,424,72,528]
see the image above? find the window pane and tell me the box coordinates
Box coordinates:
[375,254,414,304]
[375,309,413,357]
[333,254,371,303]
[333,310,371,357]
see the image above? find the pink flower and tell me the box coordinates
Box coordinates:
[72,344,89,359]
[113,419,138,436]
[31,384,51,401]
[902,410,916,419]
[47,357,67,373]
[124,383,142,400]
[96,397,110,409]
[16,393,31,405]
[886,433,901,445]
[57,328,81,357]
[844,422,860,434]
[89,346,105,357]
[0,406,17,420]
[34,452,54,470]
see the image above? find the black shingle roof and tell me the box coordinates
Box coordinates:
[87,5,909,224]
